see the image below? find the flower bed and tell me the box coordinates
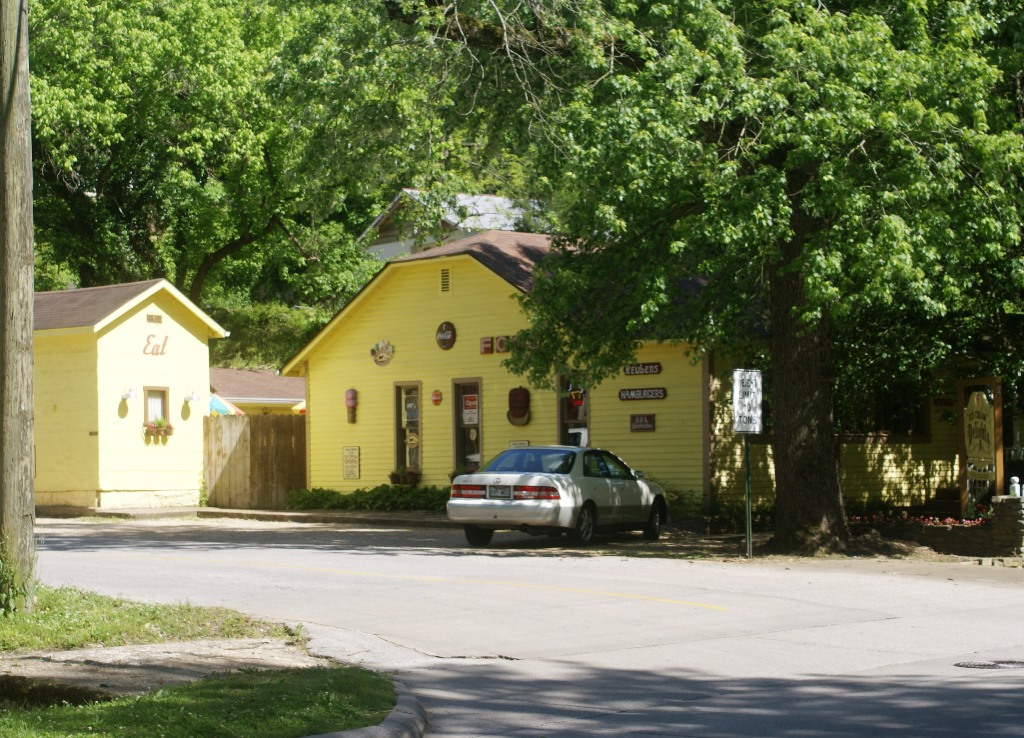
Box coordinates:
[852,497,1023,557]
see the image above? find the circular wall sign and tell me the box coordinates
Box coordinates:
[436,321,457,350]
[431,390,443,406]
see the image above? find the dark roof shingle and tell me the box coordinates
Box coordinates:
[210,368,305,403]
[393,230,551,293]
[34,279,166,331]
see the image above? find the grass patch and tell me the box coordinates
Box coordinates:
[0,586,293,651]
[0,586,395,736]
[0,665,393,738]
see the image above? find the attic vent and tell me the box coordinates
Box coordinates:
[440,268,451,293]
[147,314,163,324]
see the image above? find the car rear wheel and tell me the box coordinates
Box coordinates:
[464,525,494,548]
[643,503,663,541]
[569,504,596,545]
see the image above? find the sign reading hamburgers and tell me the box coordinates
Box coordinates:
[618,387,667,401]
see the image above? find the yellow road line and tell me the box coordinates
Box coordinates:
[102,552,726,611]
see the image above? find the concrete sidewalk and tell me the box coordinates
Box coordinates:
[37,504,460,529]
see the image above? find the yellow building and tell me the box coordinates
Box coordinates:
[282,231,708,496]
[283,229,971,516]
[34,279,227,510]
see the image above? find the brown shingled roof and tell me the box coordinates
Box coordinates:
[393,230,551,293]
[210,367,305,403]
[34,279,166,331]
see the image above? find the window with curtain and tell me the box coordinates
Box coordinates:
[145,387,168,424]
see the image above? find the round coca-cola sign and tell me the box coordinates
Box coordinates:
[436,321,457,350]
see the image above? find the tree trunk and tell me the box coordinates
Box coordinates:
[0,0,36,611]
[768,231,848,551]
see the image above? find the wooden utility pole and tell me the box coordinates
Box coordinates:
[0,0,35,612]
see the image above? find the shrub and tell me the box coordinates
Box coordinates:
[286,485,450,513]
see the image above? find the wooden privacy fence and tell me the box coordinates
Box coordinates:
[205,415,306,509]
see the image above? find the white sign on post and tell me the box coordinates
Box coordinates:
[733,369,763,434]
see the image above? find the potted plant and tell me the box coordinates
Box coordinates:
[405,469,421,486]
[389,467,406,485]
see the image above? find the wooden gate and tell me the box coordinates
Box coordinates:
[204,415,306,509]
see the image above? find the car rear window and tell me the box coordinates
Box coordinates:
[482,449,577,474]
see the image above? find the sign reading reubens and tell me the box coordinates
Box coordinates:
[436,322,456,350]
[618,387,667,401]
[623,362,661,376]
[630,414,656,432]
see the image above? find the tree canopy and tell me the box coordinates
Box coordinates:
[447,0,1024,548]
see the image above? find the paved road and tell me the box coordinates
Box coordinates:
[35,517,1024,737]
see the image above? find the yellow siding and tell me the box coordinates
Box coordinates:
[33,333,101,498]
[233,402,299,416]
[587,342,706,493]
[95,293,211,505]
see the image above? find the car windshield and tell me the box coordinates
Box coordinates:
[481,449,577,474]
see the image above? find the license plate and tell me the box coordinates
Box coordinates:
[488,485,512,499]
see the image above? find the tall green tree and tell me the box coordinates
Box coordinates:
[413,1,1024,549]
[29,0,388,308]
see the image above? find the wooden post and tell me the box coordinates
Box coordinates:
[0,0,36,611]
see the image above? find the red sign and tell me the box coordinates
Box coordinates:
[431,390,443,406]
[480,336,510,354]
[463,394,479,424]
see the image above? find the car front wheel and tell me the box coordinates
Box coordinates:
[464,525,494,548]
[569,504,596,545]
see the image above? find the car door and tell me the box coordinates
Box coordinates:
[601,451,644,524]
[580,450,613,522]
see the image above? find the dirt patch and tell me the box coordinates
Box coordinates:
[0,638,333,705]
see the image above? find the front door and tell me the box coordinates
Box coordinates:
[454,381,481,473]
[396,384,422,472]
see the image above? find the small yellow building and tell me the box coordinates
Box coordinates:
[282,231,708,495]
[34,279,227,510]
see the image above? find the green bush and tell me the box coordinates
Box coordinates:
[286,485,450,513]
[0,542,28,617]
[662,488,704,520]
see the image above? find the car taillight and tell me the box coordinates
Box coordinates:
[451,484,486,498]
[513,485,560,500]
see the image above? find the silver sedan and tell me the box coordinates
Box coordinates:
[447,445,668,547]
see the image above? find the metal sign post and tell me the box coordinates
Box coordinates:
[733,369,763,559]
